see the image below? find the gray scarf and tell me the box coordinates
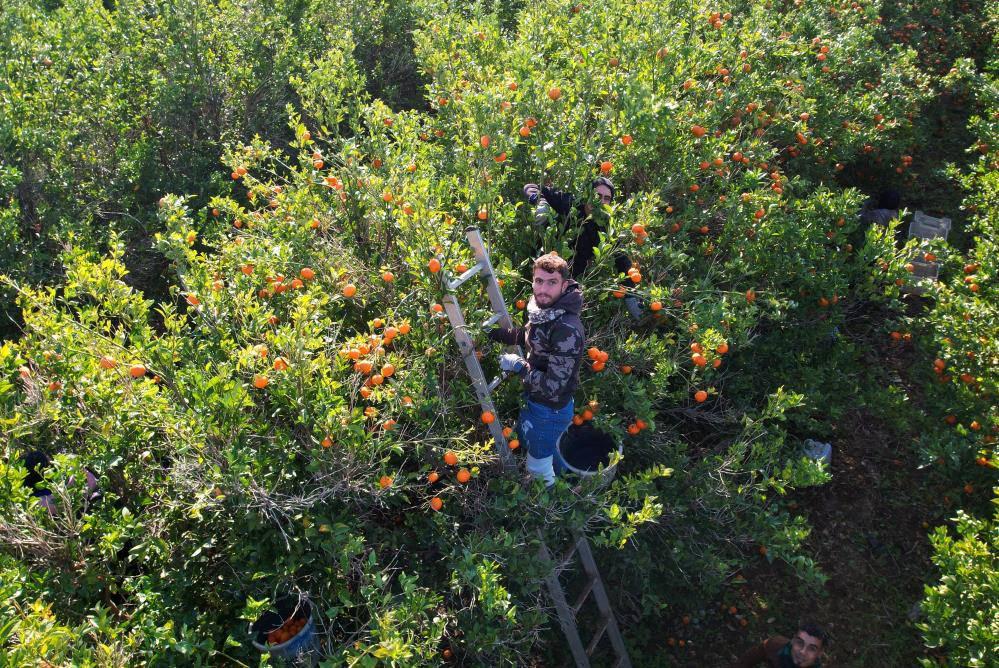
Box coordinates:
[526,296,565,325]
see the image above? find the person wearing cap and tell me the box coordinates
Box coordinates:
[522,177,642,319]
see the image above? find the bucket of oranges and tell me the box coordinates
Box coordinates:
[250,594,318,662]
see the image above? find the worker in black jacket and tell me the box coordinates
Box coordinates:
[523,177,642,319]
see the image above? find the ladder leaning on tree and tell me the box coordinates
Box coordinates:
[440,226,632,668]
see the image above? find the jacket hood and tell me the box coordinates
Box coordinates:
[555,280,583,315]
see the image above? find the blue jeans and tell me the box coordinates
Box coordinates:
[517,395,573,486]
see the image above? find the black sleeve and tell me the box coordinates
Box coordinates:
[540,186,575,218]
[489,326,525,346]
[613,251,633,276]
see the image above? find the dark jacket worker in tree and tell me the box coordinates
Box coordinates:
[523,177,643,319]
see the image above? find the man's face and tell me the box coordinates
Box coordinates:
[594,184,613,205]
[532,268,568,308]
[584,184,613,215]
[790,630,823,667]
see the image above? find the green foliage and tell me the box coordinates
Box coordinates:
[918,506,999,667]
[0,0,996,664]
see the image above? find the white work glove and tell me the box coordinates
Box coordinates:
[499,353,527,374]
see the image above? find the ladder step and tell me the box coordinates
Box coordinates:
[482,312,503,328]
[585,617,609,656]
[573,578,596,615]
[558,543,579,571]
[487,375,505,393]
[446,261,485,290]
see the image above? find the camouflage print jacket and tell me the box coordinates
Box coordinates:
[492,281,585,409]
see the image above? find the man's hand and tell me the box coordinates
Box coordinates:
[523,183,541,204]
[499,353,527,374]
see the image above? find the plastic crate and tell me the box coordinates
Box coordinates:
[908,211,952,240]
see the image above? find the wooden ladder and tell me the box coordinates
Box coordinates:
[441,226,632,668]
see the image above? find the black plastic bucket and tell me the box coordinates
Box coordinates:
[557,425,622,480]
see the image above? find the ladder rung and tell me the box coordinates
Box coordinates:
[486,375,505,393]
[482,312,503,328]
[558,543,579,571]
[573,578,596,615]
[446,262,485,290]
[586,617,609,656]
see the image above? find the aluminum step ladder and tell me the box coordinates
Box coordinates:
[441,226,632,668]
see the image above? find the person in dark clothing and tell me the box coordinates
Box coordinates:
[21,450,100,514]
[523,177,642,319]
[732,623,828,668]
[488,253,585,486]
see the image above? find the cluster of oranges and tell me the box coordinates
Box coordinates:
[631,223,649,246]
[265,615,307,646]
[625,417,651,436]
[571,400,600,426]
[586,346,611,372]
[254,266,317,300]
[690,340,728,370]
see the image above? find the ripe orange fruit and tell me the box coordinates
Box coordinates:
[508,439,520,450]
[716,342,729,354]
[481,410,495,424]
[370,374,384,386]
[444,451,458,466]
[99,356,117,369]
[186,294,200,307]
[342,283,357,297]
[300,267,315,280]
[129,364,147,378]
[690,125,707,137]
[398,322,411,335]
[627,423,640,435]
[694,390,708,403]
[621,134,633,145]
[477,209,488,220]
[273,357,289,371]
[690,342,703,354]
[650,301,662,311]
[431,303,444,313]
[692,353,707,367]
[428,258,442,273]
[428,471,440,484]
[573,414,584,426]
[745,289,757,303]
[480,135,490,148]
[515,299,526,310]
[621,365,632,374]
[252,374,269,389]
[381,364,395,377]
[381,271,394,282]
[322,436,333,448]
[548,87,562,100]
[379,475,393,489]
[456,468,471,483]
[430,497,443,511]
[592,361,606,372]
[600,161,613,174]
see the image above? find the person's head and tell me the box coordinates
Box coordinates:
[584,177,615,215]
[790,623,828,667]
[876,188,900,211]
[532,253,570,308]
